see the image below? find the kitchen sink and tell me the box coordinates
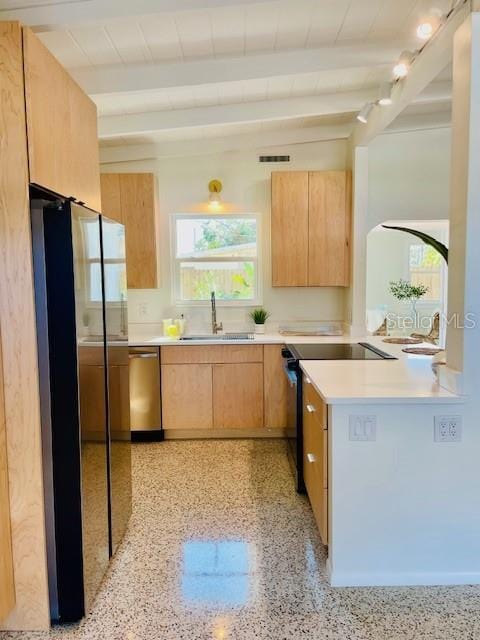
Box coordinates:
[180,333,254,341]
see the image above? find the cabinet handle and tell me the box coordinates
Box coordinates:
[306,404,316,413]
[129,353,158,359]
[307,453,316,464]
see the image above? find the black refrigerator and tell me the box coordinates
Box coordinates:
[31,188,132,623]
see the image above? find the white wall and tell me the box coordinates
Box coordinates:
[102,139,349,336]
[329,399,479,586]
[368,127,451,231]
[350,126,452,334]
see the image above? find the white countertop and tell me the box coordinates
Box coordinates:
[128,331,348,346]
[300,337,461,405]
[128,332,460,404]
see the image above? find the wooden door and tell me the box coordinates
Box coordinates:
[308,171,350,287]
[213,363,264,429]
[263,345,288,428]
[100,174,122,223]
[23,28,101,211]
[271,172,309,286]
[161,364,213,429]
[0,337,15,622]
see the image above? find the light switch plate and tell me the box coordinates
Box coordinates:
[349,415,377,441]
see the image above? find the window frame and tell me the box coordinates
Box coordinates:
[406,241,446,307]
[82,217,127,307]
[170,213,262,307]
[86,257,127,306]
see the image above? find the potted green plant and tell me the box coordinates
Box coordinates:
[389,279,428,329]
[249,308,270,334]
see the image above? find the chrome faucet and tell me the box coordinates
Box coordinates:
[211,291,223,334]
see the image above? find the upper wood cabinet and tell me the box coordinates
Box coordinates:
[100,173,159,289]
[99,174,122,222]
[271,171,351,287]
[23,28,101,211]
[271,172,309,286]
[308,171,351,286]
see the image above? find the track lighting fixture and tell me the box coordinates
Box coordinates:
[393,51,414,79]
[378,82,393,106]
[416,20,435,39]
[357,103,374,124]
[416,8,444,41]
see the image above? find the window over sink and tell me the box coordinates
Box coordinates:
[171,214,261,306]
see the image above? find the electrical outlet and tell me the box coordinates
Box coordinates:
[349,415,377,441]
[138,303,148,318]
[434,415,462,442]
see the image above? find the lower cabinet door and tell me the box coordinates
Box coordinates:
[303,406,328,545]
[213,363,264,429]
[161,364,213,429]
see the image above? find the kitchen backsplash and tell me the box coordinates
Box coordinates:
[127,289,348,338]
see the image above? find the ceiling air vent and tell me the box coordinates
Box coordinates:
[259,155,290,163]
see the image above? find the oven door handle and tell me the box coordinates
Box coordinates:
[283,363,297,388]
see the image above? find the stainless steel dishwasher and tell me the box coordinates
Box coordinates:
[129,347,163,442]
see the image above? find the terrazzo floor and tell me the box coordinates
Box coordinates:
[3,439,480,640]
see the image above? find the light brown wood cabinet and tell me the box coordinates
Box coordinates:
[0,339,15,622]
[100,173,159,289]
[303,378,328,545]
[271,172,309,286]
[160,345,285,433]
[23,28,101,212]
[99,174,122,222]
[213,363,264,429]
[161,363,213,429]
[271,171,351,287]
[264,344,288,428]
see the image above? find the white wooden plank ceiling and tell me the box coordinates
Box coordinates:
[2,0,454,147]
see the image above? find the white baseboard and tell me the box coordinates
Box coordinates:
[328,568,480,587]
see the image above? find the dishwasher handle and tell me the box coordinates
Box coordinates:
[283,363,297,388]
[129,352,159,359]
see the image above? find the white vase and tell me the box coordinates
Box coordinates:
[254,324,265,334]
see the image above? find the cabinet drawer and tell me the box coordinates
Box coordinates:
[161,345,263,364]
[303,407,328,489]
[303,378,327,429]
[303,381,329,546]
[304,451,328,545]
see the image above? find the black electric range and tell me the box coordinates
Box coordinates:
[281,342,396,493]
[285,341,397,363]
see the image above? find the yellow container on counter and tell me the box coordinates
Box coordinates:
[166,324,180,340]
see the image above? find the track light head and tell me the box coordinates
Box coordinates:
[357,102,374,124]
[378,82,393,106]
[393,51,414,79]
